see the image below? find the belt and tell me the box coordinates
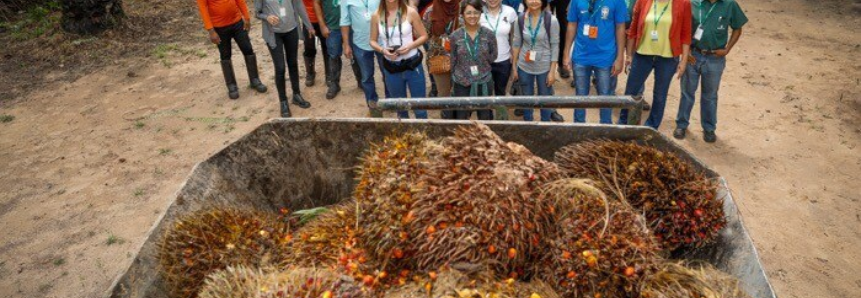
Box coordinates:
[692,46,717,55]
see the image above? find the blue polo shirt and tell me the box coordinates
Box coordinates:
[567,0,628,68]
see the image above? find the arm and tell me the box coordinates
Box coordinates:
[488,30,498,66]
[611,23,625,76]
[196,0,222,44]
[341,3,353,59]
[399,8,429,55]
[236,0,252,26]
[294,0,314,31]
[676,2,692,79]
[563,22,576,71]
[313,0,329,37]
[450,31,459,74]
[370,13,398,59]
[547,18,559,86]
[510,19,522,81]
[716,2,748,57]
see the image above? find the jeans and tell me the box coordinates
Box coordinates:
[677,51,725,132]
[326,28,343,58]
[452,82,494,120]
[619,53,679,129]
[268,29,302,100]
[573,64,613,124]
[214,20,255,60]
[383,60,429,119]
[351,44,391,105]
[518,69,554,122]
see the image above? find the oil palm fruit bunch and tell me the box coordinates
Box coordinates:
[539,179,662,298]
[639,261,751,298]
[408,124,562,278]
[353,132,440,275]
[555,140,725,251]
[383,267,561,298]
[198,265,367,298]
[158,207,293,298]
[285,202,377,275]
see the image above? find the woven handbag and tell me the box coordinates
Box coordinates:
[427,52,451,75]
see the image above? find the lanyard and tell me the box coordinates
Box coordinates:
[526,12,543,50]
[383,10,402,45]
[652,0,671,28]
[483,9,502,36]
[698,1,718,24]
[588,0,604,23]
[361,0,370,13]
[464,30,481,60]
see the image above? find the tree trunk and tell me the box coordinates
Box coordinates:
[61,0,125,35]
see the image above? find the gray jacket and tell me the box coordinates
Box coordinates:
[254,0,313,49]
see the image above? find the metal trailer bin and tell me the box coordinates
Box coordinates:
[107,118,776,298]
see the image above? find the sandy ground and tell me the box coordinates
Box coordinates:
[1,0,859,297]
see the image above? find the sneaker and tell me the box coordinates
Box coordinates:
[558,68,571,79]
[673,128,686,139]
[550,111,564,122]
[703,131,717,143]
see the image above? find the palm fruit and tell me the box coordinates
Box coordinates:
[383,268,561,298]
[408,123,562,277]
[285,202,377,274]
[640,261,751,298]
[555,140,725,251]
[198,265,367,298]
[158,207,292,298]
[539,179,661,298]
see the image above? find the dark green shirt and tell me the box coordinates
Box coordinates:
[691,0,748,50]
[321,0,340,30]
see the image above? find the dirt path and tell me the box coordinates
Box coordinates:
[1,0,859,297]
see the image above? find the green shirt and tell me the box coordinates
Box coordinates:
[321,0,340,30]
[691,0,748,50]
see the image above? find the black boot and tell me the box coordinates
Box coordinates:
[243,55,268,93]
[351,57,362,89]
[326,57,342,99]
[221,60,240,99]
[304,56,316,87]
[280,100,292,117]
[292,93,311,109]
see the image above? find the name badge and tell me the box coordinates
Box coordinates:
[470,66,479,76]
[279,7,287,17]
[694,25,704,40]
[525,50,537,62]
[583,25,591,36]
[588,26,598,39]
[650,30,659,41]
[364,11,371,20]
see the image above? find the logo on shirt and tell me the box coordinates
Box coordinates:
[601,7,610,20]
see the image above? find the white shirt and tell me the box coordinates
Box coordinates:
[480,5,518,63]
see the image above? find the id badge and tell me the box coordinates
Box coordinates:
[363,11,371,20]
[583,25,591,36]
[279,7,287,17]
[650,30,659,41]
[694,25,704,41]
[442,37,451,52]
[470,66,479,76]
[588,26,598,39]
[525,50,537,62]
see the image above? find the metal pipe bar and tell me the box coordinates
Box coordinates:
[377,95,644,125]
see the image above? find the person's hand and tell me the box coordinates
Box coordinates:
[611,57,624,77]
[395,45,412,56]
[320,25,330,38]
[267,15,280,26]
[382,48,398,60]
[563,57,572,72]
[208,30,221,44]
[546,71,556,87]
[307,26,316,37]
[510,67,519,82]
[624,57,632,74]
[676,61,687,80]
[243,20,250,31]
[343,44,353,59]
[712,49,729,57]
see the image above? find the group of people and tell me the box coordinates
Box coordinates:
[196,0,746,142]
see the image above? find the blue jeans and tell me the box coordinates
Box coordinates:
[573,64,613,124]
[351,44,391,106]
[677,51,725,132]
[619,53,679,129]
[326,29,343,58]
[383,61,429,119]
[518,69,554,122]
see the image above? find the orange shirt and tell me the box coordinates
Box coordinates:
[196,0,251,30]
[302,0,319,23]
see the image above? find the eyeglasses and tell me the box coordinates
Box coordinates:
[463,10,481,16]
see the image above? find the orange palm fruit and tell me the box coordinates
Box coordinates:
[507,248,517,259]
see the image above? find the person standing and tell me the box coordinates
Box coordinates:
[255,0,315,117]
[342,0,390,117]
[196,0,268,100]
[619,0,691,129]
[313,0,364,99]
[480,0,518,120]
[301,0,328,87]
[551,0,571,79]
[370,0,430,119]
[425,0,461,118]
[449,0,497,120]
[512,0,559,122]
[673,0,746,143]
[563,0,628,124]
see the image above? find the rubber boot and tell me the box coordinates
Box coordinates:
[280,100,292,117]
[304,55,316,87]
[350,57,362,89]
[221,60,240,99]
[244,55,268,93]
[293,93,311,109]
[326,57,342,99]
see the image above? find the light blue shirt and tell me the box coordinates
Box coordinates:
[340,0,381,51]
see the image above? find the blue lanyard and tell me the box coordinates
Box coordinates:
[526,12,543,50]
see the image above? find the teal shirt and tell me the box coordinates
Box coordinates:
[321,0,340,30]
[691,0,748,50]
[340,0,381,51]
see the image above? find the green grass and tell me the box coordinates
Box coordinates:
[133,188,145,197]
[52,258,65,266]
[158,148,172,155]
[133,121,145,129]
[106,235,125,246]
[0,115,14,123]
[3,2,61,41]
